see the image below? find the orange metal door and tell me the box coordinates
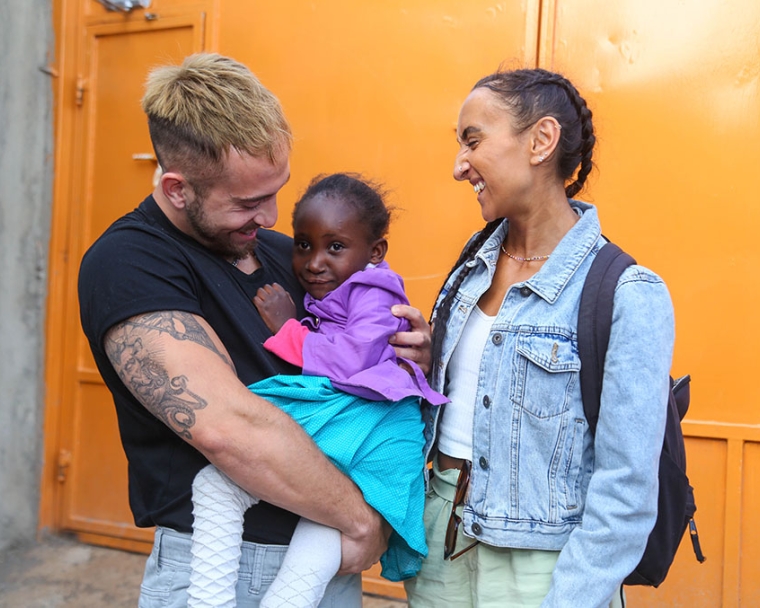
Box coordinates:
[46,1,759,605]
[218,0,543,315]
[52,7,207,551]
[216,1,541,597]
[544,1,760,606]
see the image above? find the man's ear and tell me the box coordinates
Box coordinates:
[530,116,562,166]
[370,238,389,264]
[160,171,190,210]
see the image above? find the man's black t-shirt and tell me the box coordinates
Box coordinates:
[78,195,305,544]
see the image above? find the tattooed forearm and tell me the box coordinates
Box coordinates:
[105,327,207,439]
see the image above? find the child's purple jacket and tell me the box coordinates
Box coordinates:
[264,261,447,406]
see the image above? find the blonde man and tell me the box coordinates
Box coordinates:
[78,53,429,607]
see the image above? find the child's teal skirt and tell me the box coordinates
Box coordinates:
[248,374,427,582]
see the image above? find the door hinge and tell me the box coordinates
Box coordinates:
[76,77,87,107]
[57,449,72,483]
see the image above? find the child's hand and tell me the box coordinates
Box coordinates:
[253,283,297,334]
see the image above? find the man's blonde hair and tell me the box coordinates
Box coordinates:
[141,53,292,189]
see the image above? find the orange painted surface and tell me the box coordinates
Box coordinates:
[548,0,760,425]
[223,3,537,597]
[219,0,540,313]
[44,0,759,604]
[740,442,760,608]
[42,0,209,546]
[547,2,760,604]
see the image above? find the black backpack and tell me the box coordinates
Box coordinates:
[577,242,705,587]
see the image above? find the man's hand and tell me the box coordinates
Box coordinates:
[389,304,432,375]
[338,509,391,574]
[253,283,297,334]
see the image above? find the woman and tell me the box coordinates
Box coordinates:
[404,68,675,607]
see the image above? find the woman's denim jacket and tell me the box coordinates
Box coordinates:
[422,202,675,607]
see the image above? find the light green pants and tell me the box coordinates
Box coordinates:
[404,459,624,608]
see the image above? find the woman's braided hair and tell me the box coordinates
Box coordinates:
[430,69,596,386]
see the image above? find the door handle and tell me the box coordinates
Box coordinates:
[132,153,161,186]
[95,0,151,12]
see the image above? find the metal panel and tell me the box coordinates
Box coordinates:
[46,9,207,547]
[546,2,760,604]
[218,0,540,313]
[46,1,759,603]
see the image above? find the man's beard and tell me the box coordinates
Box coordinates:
[185,197,256,259]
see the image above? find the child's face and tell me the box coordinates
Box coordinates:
[292,194,386,300]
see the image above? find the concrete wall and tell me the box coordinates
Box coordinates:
[0,0,54,551]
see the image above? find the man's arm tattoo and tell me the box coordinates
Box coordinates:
[105,312,231,439]
[128,311,233,367]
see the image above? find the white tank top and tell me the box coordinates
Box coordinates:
[437,305,496,461]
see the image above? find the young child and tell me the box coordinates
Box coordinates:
[188,173,447,608]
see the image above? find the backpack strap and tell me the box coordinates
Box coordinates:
[578,242,636,434]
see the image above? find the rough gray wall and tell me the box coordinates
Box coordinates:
[0,0,54,551]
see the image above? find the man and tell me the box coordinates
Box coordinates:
[78,53,429,607]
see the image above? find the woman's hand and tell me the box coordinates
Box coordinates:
[253,283,297,334]
[389,304,433,375]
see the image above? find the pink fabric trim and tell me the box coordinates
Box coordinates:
[263,318,308,368]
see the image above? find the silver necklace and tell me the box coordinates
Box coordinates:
[500,243,551,262]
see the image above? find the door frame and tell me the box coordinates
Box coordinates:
[40,0,211,550]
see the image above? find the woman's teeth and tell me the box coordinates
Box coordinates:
[474,182,485,194]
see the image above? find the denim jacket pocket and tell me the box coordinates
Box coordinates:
[512,332,580,418]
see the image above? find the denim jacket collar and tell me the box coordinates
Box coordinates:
[473,200,601,304]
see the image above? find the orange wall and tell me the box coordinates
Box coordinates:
[548,0,760,425]
[218,1,541,313]
[544,6,760,601]
[45,1,760,605]
[216,0,760,423]
[213,2,760,604]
